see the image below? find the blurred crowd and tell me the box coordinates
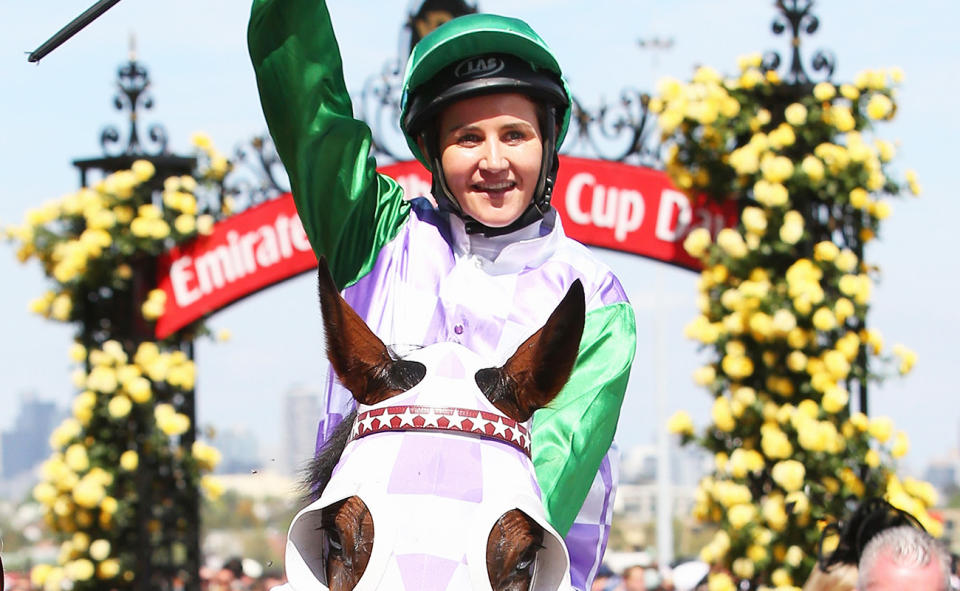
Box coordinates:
[593,499,960,591]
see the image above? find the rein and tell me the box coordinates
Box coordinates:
[349,405,531,457]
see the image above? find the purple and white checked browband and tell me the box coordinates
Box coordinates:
[350,405,532,457]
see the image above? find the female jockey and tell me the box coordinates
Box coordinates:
[247,2,637,589]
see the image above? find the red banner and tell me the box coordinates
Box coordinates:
[154,158,736,337]
[154,197,317,339]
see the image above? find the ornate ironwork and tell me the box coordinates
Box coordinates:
[762,0,836,86]
[358,58,409,162]
[223,134,289,208]
[100,40,169,157]
[564,91,661,166]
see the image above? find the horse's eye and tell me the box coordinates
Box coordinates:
[326,529,344,554]
[514,547,539,573]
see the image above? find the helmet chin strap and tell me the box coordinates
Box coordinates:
[420,105,560,238]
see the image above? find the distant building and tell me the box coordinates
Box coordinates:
[620,441,708,486]
[613,482,699,525]
[1,395,59,480]
[282,385,321,476]
[214,426,261,474]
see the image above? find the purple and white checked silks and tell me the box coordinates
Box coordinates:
[283,341,573,590]
[310,205,625,590]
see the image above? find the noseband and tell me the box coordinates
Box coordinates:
[349,405,532,458]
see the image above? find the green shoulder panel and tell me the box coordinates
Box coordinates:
[531,301,637,535]
[248,0,409,289]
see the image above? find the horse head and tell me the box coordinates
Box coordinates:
[283,258,584,591]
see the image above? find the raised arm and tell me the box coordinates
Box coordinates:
[248,0,409,289]
[531,301,636,535]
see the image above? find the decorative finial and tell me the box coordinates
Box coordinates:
[128,32,137,62]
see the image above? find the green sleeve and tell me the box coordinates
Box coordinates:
[248,0,410,289]
[531,301,637,535]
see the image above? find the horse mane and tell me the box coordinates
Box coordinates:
[300,409,358,502]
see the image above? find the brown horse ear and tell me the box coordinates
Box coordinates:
[476,280,585,422]
[317,257,425,405]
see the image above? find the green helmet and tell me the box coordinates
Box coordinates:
[399,13,572,236]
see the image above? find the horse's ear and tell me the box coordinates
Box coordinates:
[477,280,585,422]
[317,257,425,405]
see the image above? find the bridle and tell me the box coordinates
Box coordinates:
[350,405,532,458]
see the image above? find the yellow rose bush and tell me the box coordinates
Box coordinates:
[659,57,938,587]
[7,138,230,591]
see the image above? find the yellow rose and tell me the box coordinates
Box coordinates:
[34,481,58,505]
[747,544,768,563]
[667,410,695,436]
[101,496,119,515]
[65,443,90,472]
[89,538,111,561]
[753,180,789,207]
[840,83,860,100]
[891,431,909,458]
[712,397,736,431]
[903,478,938,507]
[73,477,106,509]
[905,169,922,196]
[760,425,793,460]
[893,343,918,374]
[760,154,794,183]
[771,568,793,587]
[824,350,851,380]
[131,159,156,182]
[158,412,191,437]
[174,214,197,234]
[866,93,893,119]
[835,298,856,324]
[822,385,850,413]
[812,307,837,331]
[141,298,166,321]
[32,564,54,587]
[120,449,139,471]
[708,573,736,591]
[849,187,869,209]
[693,365,716,386]
[722,354,754,379]
[741,206,767,235]
[800,154,825,182]
[192,440,223,471]
[850,412,869,431]
[97,559,121,579]
[197,214,216,235]
[828,105,855,132]
[68,342,88,363]
[762,494,789,531]
[732,557,755,579]
[813,241,839,262]
[786,350,807,373]
[108,395,132,419]
[768,123,796,148]
[66,559,96,581]
[784,103,807,126]
[869,416,894,442]
[865,449,881,468]
[813,82,836,101]
[87,366,118,394]
[772,460,806,492]
[716,228,748,258]
[201,475,225,500]
[779,210,804,244]
[728,503,758,529]
[729,145,760,175]
[659,109,684,134]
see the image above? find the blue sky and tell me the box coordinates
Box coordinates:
[1,1,957,477]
